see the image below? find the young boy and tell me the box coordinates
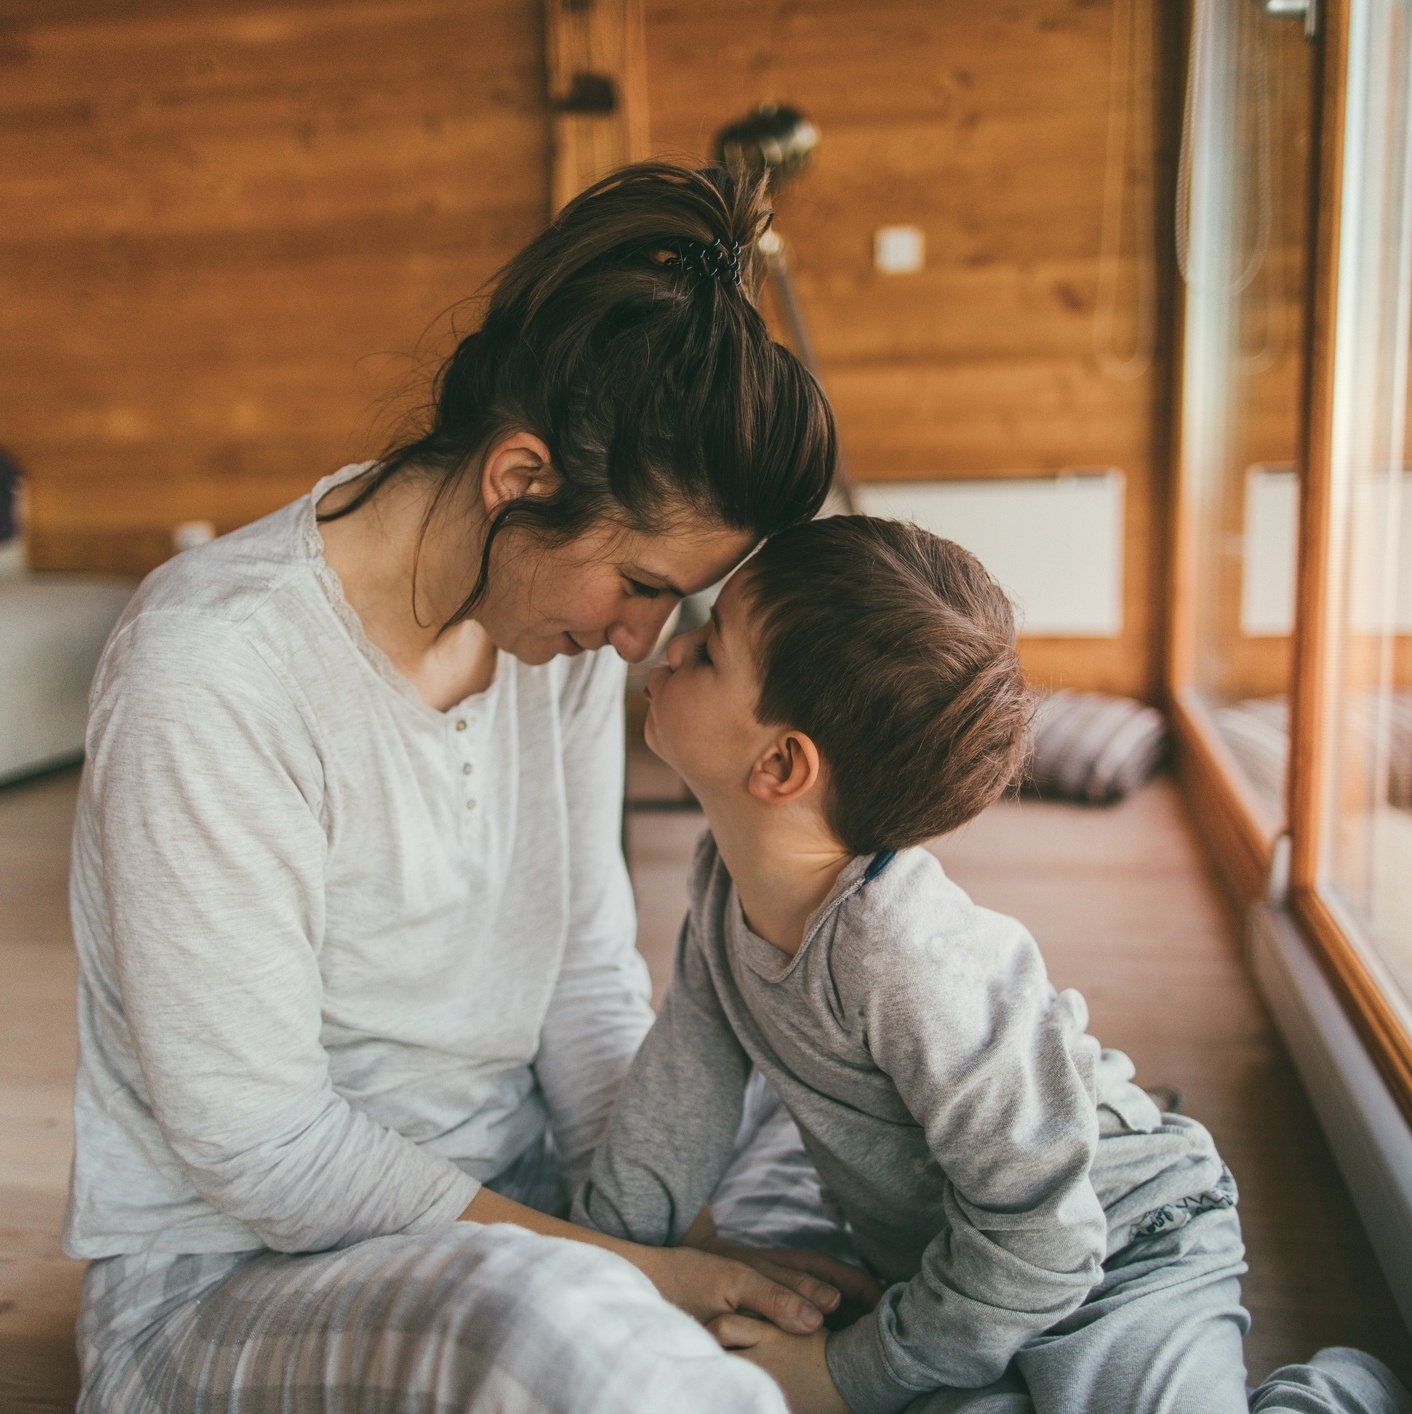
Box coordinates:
[575,517,1410,1414]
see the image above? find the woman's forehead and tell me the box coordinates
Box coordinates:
[627,519,755,588]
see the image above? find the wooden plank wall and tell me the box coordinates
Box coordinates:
[0,0,549,576]
[2,0,1179,699]
[646,0,1181,699]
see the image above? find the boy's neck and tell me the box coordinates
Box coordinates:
[701,801,854,958]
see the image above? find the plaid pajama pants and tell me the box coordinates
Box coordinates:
[76,1076,827,1414]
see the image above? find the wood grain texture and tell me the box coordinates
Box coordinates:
[0,770,83,1412]
[1,0,550,578]
[1172,685,1280,909]
[644,0,1183,700]
[1289,0,1349,895]
[545,0,649,214]
[7,0,1181,698]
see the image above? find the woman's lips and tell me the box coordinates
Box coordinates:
[561,632,584,656]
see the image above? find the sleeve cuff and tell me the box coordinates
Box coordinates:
[825,1309,929,1414]
[396,1166,482,1239]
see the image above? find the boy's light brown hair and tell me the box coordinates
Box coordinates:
[740,516,1032,855]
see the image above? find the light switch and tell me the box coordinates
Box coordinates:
[172,520,216,553]
[873,225,925,274]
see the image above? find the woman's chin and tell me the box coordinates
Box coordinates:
[508,634,574,666]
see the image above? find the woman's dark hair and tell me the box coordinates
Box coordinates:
[739,517,1033,855]
[322,161,836,625]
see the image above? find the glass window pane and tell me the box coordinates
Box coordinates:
[1178,0,1315,828]
[1322,0,1412,1023]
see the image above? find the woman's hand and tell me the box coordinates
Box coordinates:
[459,1185,838,1335]
[710,1314,852,1414]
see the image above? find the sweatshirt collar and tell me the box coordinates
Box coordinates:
[730,847,896,981]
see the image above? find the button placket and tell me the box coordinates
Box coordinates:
[453,715,477,815]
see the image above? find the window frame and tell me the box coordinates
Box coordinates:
[1170,0,1412,1124]
[1286,0,1412,1124]
[1165,0,1311,907]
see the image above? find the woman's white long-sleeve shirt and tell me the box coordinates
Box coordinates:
[63,466,653,1259]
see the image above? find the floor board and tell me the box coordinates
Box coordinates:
[0,768,83,1413]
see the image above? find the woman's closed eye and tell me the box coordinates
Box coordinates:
[626,578,665,600]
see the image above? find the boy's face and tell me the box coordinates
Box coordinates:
[642,569,767,794]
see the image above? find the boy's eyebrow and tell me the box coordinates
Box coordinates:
[709,603,723,641]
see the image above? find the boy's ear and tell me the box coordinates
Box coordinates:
[480,431,560,517]
[747,729,822,807]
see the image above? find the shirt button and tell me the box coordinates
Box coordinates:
[454,719,467,732]
[465,799,477,811]
[462,762,474,775]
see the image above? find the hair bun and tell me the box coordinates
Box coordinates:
[664,237,743,286]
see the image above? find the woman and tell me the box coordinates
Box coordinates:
[65,162,863,1413]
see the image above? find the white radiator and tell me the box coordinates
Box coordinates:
[854,470,1125,638]
[1243,463,1412,637]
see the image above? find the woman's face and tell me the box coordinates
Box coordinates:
[463,431,756,666]
[475,514,756,666]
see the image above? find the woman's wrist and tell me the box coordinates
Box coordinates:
[458,1185,634,1261]
[457,1186,830,1335]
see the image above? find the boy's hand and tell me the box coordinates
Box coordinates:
[680,1209,882,1327]
[692,1237,882,1328]
[629,1242,836,1335]
[710,1314,853,1414]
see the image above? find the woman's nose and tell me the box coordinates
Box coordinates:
[611,601,677,664]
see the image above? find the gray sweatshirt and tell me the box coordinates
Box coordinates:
[574,833,1232,1414]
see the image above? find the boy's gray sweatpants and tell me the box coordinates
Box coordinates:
[76,1082,1409,1414]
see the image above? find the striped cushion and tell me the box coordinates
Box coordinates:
[1025,690,1168,804]
[1212,692,1412,815]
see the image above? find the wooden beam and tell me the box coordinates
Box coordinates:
[544,0,649,216]
[1288,0,1350,897]
[1170,686,1281,908]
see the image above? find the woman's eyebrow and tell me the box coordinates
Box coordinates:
[628,564,687,597]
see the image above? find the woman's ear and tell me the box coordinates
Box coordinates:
[480,431,560,517]
[747,729,823,807]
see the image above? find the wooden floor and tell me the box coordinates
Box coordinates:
[2,767,1409,1411]
[1,769,86,1414]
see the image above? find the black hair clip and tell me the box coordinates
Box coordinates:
[666,237,743,286]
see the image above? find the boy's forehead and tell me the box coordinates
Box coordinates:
[712,570,763,662]
[713,570,750,634]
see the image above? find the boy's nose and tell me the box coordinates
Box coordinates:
[663,625,696,669]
